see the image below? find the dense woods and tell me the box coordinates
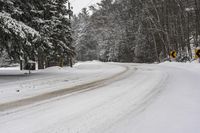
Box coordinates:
[72,0,200,63]
[0,0,75,68]
[0,0,200,67]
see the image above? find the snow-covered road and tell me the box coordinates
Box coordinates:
[0,62,200,133]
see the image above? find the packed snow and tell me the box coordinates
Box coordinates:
[0,61,200,133]
[0,12,40,40]
[0,61,125,104]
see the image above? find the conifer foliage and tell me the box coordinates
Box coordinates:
[0,0,75,68]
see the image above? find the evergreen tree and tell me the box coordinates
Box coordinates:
[37,0,75,67]
[72,8,98,61]
[0,1,41,64]
[0,0,75,68]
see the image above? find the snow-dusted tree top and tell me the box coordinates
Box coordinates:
[0,12,40,40]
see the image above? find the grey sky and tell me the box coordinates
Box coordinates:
[71,0,102,14]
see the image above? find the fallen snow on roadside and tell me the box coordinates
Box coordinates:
[0,61,125,104]
[159,61,200,73]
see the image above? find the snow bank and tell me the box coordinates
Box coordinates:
[159,61,200,73]
[0,61,125,104]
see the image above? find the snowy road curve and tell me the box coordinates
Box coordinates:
[0,62,200,133]
[0,65,128,111]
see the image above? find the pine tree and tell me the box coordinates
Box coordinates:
[72,8,98,61]
[36,0,75,67]
[25,0,75,67]
[0,0,75,68]
[0,1,41,65]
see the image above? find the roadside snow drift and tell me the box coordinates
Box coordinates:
[0,61,125,104]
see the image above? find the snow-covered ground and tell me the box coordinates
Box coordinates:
[0,61,126,104]
[0,61,200,133]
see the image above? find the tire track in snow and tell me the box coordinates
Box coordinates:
[35,65,168,133]
[0,65,130,112]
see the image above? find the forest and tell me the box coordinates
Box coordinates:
[0,0,200,68]
[72,0,200,63]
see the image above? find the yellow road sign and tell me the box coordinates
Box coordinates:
[195,49,200,59]
[170,51,177,58]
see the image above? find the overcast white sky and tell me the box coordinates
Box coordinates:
[71,0,102,14]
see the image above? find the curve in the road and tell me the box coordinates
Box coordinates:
[0,65,130,112]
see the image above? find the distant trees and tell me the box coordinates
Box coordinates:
[141,0,200,61]
[0,0,75,68]
[72,8,98,61]
[72,0,200,63]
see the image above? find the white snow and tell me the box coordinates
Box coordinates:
[0,61,125,104]
[0,12,40,39]
[0,61,200,133]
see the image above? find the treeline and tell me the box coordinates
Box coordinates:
[0,0,75,68]
[72,0,200,63]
